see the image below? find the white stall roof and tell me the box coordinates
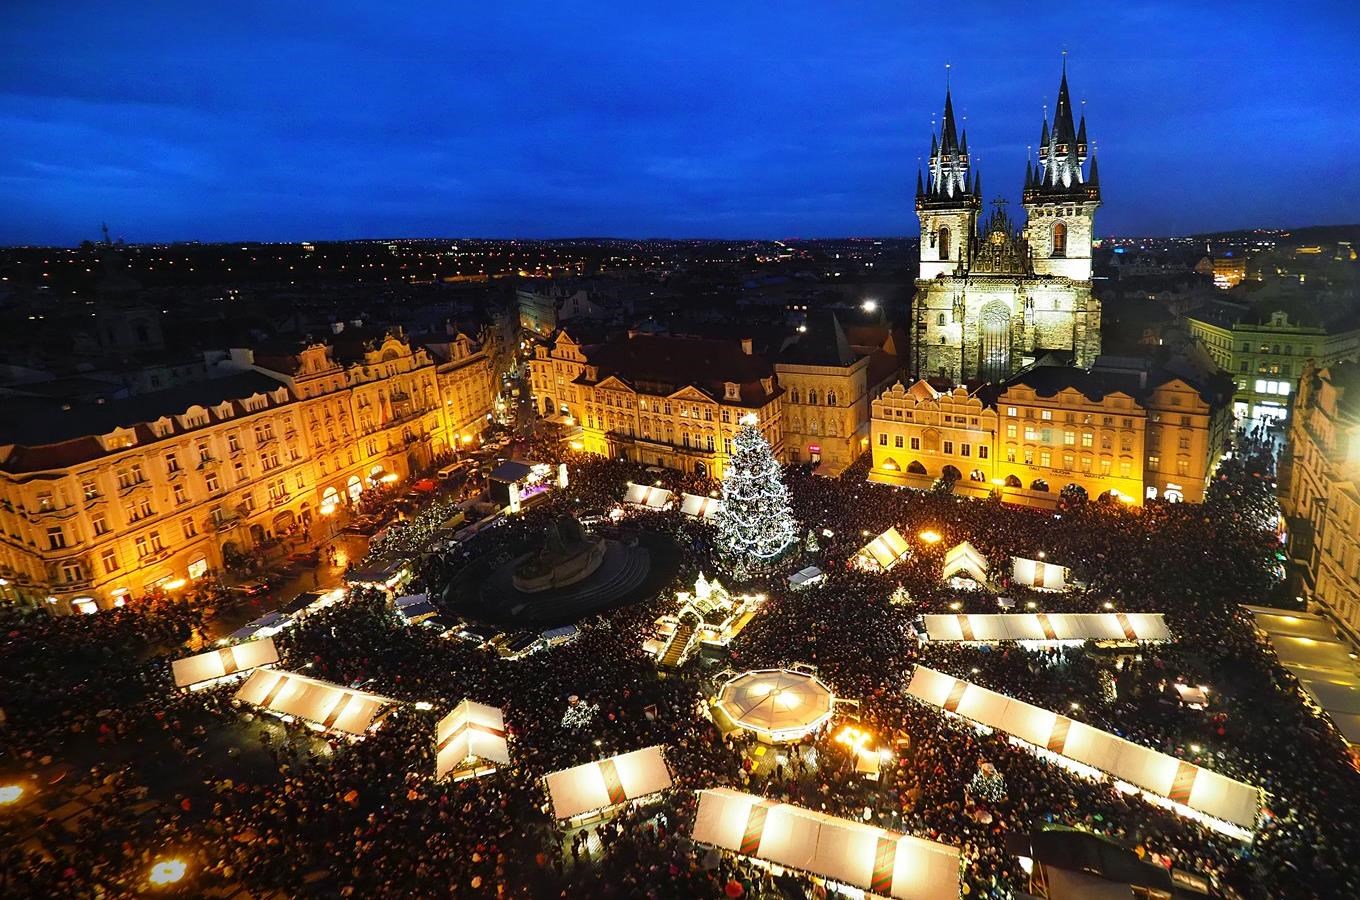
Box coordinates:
[172,638,279,688]
[624,482,673,509]
[857,527,911,572]
[692,788,960,900]
[1011,556,1070,591]
[1244,606,1340,641]
[906,666,1260,831]
[681,493,723,520]
[235,669,393,737]
[941,541,988,583]
[544,745,672,820]
[436,699,509,779]
[922,613,1169,643]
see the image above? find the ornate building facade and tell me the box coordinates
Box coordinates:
[914,66,1102,382]
[0,330,498,614]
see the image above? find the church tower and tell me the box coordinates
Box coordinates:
[916,87,981,280]
[1023,61,1101,281]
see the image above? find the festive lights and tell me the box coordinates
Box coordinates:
[713,417,796,568]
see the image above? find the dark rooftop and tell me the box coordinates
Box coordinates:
[0,370,286,448]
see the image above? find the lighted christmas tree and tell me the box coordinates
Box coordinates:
[714,415,797,569]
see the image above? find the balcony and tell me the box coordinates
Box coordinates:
[27,504,79,522]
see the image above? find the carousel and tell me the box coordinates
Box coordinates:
[713,666,837,743]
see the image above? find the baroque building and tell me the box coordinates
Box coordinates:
[0,329,498,615]
[914,66,1102,382]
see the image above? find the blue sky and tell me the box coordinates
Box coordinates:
[1,1,1356,244]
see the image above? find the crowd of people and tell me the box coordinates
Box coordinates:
[3,429,1359,898]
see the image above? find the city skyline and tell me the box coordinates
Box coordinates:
[2,2,1357,245]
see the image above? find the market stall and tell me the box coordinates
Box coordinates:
[906,666,1260,835]
[544,745,673,821]
[171,637,279,689]
[854,527,911,573]
[680,492,723,521]
[436,699,509,780]
[921,612,1169,644]
[691,788,961,900]
[234,669,395,737]
[941,541,989,584]
[1010,556,1069,591]
[623,482,673,509]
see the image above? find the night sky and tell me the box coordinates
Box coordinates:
[1,2,1356,245]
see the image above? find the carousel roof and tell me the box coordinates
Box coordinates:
[716,668,835,739]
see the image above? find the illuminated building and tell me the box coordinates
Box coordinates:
[914,65,1101,382]
[1185,308,1360,425]
[529,328,782,478]
[1283,362,1360,634]
[0,331,491,614]
[869,362,1232,506]
[426,328,497,448]
[774,311,899,474]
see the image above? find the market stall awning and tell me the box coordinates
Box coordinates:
[921,613,1169,643]
[692,788,961,900]
[941,541,988,583]
[624,482,673,509]
[1010,556,1070,591]
[856,527,911,573]
[235,669,394,737]
[714,668,836,743]
[172,637,279,688]
[906,666,1260,832]
[436,699,509,779]
[228,610,290,642]
[680,492,723,520]
[544,745,672,820]
[1245,606,1360,746]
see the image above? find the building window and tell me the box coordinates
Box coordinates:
[182,517,197,540]
[205,471,221,493]
[1006,407,1017,417]
[1039,451,1051,467]
[92,513,109,536]
[1006,424,1017,439]
[910,437,920,450]
[173,483,188,506]
[961,444,971,457]
[1177,459,1190,476]
[1040,410,1052,421]
[101,548,120,574]
[135,536,149,558]
[1064,430,1075,446]
[82,479,99,500]
[943,441,954,454]
[227,433,241,453]
[1051,221,1067,257]
[978,446,988,460]
[895,435,904,449]
[1081,432,1093,448]
[47,526,66,550]
[938,226,951,261]
[1119,461,1131,478]
[165,452,181,473]
[879,433,888,446]
[1148,454,1161,469]
[937,313,946,326]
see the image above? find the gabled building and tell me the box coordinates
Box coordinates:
[530,329,782,478]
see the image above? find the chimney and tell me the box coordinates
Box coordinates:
[741,337,753,355]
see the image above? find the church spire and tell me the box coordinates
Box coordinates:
[916,168,925,198]
[924,84,975,201]
[1027,56,1098,200]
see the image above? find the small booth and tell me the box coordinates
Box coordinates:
[228,610,292,642]
[789,566,825,590]
[234,669,395,738]
[906,665,1260,838]
[714,667,837,743]
[624,482,673,509]
[1010,556,1070,591]
[394,592,439,625]
[346,556,412,591]
[941,541,989,585]
[172,637,279,690]
[680,492,723,521]
[436,699,510,780]
[854,527,912,573]
[692,788,961,900]
[544,745,673,824]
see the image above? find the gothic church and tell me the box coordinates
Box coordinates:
[914,64,1102,383]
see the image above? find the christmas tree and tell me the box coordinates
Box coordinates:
[714,415,797,569]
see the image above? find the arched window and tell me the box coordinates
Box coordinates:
[807,389,818,406]
[936,313,947,326]
[938,227,952,261]
[789,388,800,404]
[1052,222,1067,257]
[826,391,837,406]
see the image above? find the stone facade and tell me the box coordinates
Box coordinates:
[913,68,1102,383]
